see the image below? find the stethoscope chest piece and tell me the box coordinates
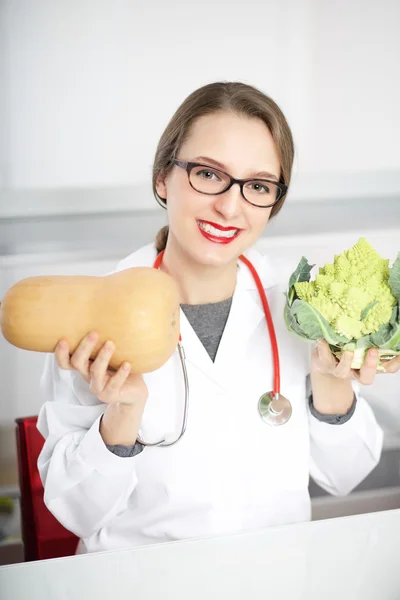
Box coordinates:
[258,392,292,426]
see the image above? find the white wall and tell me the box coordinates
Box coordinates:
[1,0,399,216]
[4,0,290,189]
[309,0,400,175]
[0,0,10,189]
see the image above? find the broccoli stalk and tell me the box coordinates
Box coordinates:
[336,348,400,371]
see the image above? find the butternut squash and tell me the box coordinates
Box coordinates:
[0,267,180,373]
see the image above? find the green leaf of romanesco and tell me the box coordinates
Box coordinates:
[291,299,350,345]
[360,301,378,321]
[288,257,315,305]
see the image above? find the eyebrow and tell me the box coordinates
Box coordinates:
[193,155,279,182]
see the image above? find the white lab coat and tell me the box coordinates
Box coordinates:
[37,243,383,555]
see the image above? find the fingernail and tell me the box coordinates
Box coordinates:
[88,331,98,341]
[105,341,114,351]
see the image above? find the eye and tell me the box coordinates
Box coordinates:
[246,181,271,194]
[196,169,222,182]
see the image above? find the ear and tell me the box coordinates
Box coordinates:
[155,172,167,201]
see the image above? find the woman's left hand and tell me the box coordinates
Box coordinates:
[311,339,400,385]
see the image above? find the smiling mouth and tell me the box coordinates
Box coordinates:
[196,220,241,239]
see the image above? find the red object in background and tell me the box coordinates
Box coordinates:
[15,416,79,561]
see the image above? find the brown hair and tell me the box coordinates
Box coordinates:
[153,81,295,253]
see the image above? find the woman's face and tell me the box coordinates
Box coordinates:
[156,111,282,268]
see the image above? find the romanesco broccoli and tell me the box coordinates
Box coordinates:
[293,237,396,339]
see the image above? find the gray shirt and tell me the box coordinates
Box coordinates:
[105,297,356,457]
[180,297,233,361]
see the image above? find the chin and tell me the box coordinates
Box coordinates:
[188,242,243,268]
[176,227,253,266]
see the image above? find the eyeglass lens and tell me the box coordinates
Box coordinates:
[189,165,280,206]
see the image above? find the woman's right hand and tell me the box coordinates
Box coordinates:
[55,331,149,407]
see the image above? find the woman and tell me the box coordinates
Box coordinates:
[37,82,391,555]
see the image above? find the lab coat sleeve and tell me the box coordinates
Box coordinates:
[309,380,384,496]
[36,354,141,539]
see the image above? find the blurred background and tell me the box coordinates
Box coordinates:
[0,0,399,565]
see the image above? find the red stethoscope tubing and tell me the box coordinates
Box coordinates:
[153,251,281,398]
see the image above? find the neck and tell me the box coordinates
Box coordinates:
[160,237,238,305]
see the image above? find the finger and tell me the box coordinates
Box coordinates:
[100,362,132,402]
[69,331,99,377]
[333,350,354,379]
[316,339,338,368]
[89,341,116,395]
[383,354,400,374]
[55,339,72,370]
[358,348,379,385]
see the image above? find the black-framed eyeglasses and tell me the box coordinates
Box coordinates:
[172,159,287,208]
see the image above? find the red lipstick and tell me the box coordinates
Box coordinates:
[199,220,240,232]
[196,220,242,245]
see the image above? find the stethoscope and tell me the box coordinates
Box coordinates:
[136,251,292,448]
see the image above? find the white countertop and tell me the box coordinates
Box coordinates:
[1,508,400,600]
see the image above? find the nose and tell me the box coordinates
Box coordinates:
[213,183,243,221]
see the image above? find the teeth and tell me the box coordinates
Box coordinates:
[197,221,238,238]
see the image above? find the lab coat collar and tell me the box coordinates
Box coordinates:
[115,242,279,391]
[116,242,281,292]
